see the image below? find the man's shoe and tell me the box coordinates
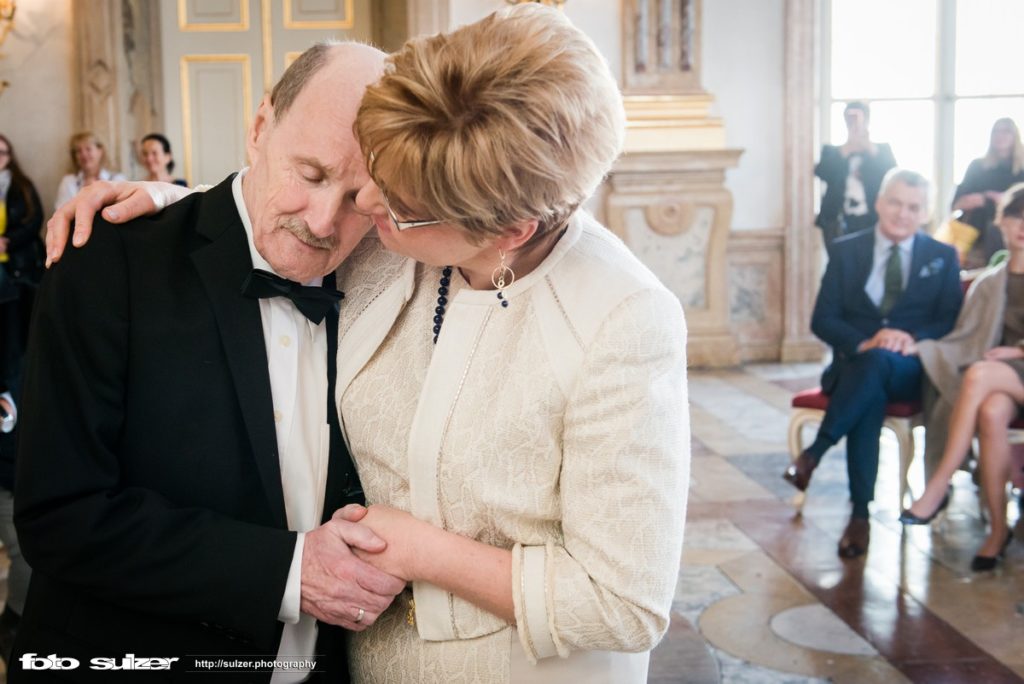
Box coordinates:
[838,517,870,558]
[783,451,818,492]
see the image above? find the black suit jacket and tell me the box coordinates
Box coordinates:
[12,176,358,682]
[811,228,962,393]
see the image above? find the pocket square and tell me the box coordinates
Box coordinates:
[918,257,945,278]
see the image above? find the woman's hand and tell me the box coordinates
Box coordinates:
[984,345,1024,361]
[45,180,191,267]
[335,504,430,581]
[953,192,986,211]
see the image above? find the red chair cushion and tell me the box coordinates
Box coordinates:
[792,388,921,417]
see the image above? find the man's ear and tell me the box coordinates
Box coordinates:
[247,95,274,165]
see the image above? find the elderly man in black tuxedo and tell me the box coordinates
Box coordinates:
[11,44,406,683]
[784,169,962,559]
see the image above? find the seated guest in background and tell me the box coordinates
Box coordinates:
[0,133,44,396]
[784,169,962,559]
[901,182,1024,571]
[0,134,39,662]
[138,133,188,186]
[814,101,897,253]
[53,131,125,210]
[951,117,1024,267]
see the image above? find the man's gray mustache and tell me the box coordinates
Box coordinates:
[279,217,338,250]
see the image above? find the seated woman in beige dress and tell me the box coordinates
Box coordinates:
[900,182,1024,571]
[43,6,690,682]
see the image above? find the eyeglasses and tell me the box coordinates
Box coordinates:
[369,152,444,232]
[380,187,444,232]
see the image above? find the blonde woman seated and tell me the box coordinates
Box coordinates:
[44,6,689,682]
[53,132,125,210]
[901,182,1024,571]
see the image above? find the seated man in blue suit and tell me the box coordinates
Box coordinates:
[784,168,962,558]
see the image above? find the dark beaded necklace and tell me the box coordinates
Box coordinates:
[432,266,453,344]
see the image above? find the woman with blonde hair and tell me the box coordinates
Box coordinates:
[951,117,1024,266]
[41,6,689,682]
[53,131,125,210]
[901,182,1024,571]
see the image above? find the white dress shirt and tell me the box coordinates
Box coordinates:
[232,171,329,683]
[864,226,915,309]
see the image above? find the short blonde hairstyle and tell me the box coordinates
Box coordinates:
[68,131,110,173]
[356,4,625,241]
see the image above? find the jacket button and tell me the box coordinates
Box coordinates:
[881,318,889,325]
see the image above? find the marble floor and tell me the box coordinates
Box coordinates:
[0,364,1020,683]
[649,363,1024,684]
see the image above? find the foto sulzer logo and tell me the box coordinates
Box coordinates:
[19,652,180,671]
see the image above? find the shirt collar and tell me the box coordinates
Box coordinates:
[874,225,915,255]
[231,168,323,287]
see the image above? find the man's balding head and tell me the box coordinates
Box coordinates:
[243,42,386,282]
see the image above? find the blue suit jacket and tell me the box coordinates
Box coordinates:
[812,228,963,392]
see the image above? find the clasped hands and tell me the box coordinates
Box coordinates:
[300,503,430,631]
[857,328,916,355]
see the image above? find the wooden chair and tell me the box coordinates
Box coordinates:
[787,387,923,510]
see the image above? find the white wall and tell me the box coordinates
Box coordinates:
[702,0,785,231]
[0,0,75,213]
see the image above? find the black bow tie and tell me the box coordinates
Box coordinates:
[241,269,344,324]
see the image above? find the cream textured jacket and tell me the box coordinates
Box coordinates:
[918,263,1007,469]
[334,212,690,681]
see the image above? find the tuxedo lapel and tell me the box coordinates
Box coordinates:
[189,177,288,528]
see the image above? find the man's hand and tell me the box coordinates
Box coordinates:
[335,504,431,582]
[984,345,1024,361]
[858,328,915,354]
[300,514,406,631]
[45,181,189,267]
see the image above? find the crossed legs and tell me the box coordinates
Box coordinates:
[907,360,1024,556]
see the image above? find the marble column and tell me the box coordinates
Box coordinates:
[72,0,163,179]
[607,0,743,367]
[780,0,823,362]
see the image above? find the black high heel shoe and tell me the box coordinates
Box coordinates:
[898,492,950,525]
[970,530,1014,572]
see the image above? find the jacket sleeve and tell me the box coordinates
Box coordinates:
[510,288,688,661]
[952,159,983,206]
[810,253,869,356]
[814,145,844,183]
[911,244,964,341]
[14,222,295,649]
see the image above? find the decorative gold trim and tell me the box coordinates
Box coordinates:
[283,0,354,29]
[261,0,273,92]
[180,54,253,185]
[178,0,250,32]
[284,51,303,69]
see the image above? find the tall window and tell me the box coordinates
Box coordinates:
[822,0,1024,214]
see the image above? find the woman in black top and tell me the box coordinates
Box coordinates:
[0,132,44,395]
[952,117,1024,265]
